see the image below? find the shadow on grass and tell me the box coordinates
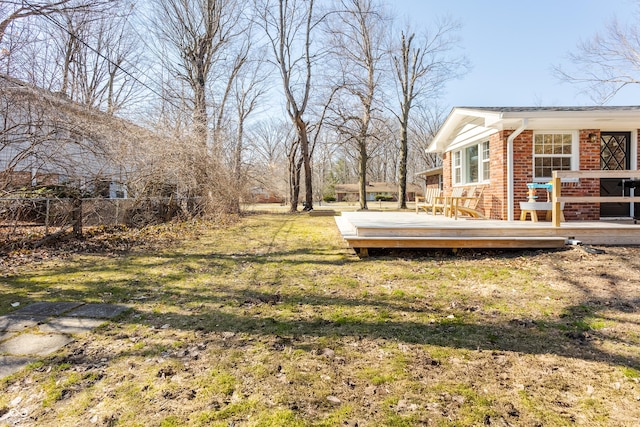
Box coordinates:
[3,242,640,372]
[43,301,640,374]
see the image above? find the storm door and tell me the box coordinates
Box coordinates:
[600,132,631,217]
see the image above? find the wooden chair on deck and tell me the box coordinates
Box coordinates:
[415,188,442,214]
[433,186,465,216]
[450,186,486,219]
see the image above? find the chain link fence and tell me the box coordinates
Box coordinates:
[0,197,184,235]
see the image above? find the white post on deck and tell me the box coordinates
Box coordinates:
[551,171,562,227]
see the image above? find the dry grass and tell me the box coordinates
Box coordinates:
[1,213,639,426]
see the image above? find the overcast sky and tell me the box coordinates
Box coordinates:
[394,0,640,108]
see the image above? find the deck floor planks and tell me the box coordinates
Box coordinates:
[334,211,640,251]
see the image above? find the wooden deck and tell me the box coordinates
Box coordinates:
[335,212,640,255]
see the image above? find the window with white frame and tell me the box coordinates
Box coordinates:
[481,140,490,181]
[533,132,576,180]
[466,145,478,182]
[452,140,490,185]
[453,151,462,184]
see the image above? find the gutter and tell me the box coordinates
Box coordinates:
[506,119,528,221]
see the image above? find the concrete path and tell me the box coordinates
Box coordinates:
[0,302,129,379]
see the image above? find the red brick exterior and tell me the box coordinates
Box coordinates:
[424,175,441,189]
[571,130,601,220]
[442,128,640,221]
[442,152,452,195]
[512,130,533,219]
[485,131,508,219]
[0,171,60,189]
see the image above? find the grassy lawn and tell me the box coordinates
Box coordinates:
[1,213,639,426]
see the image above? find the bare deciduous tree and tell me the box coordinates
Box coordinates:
[246,117,291,202]
[152,0,242,148]
[227,48,269,212]
[0,0,113,46]
[412,104,444,170]
[150,0,251,215]
[392,18,467,208]
[248,118,289,168]
[49,4,143,114]
[256,0,317,212]
[555,8,640,103]
[326,0,387,210]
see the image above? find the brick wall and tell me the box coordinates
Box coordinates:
[0,171,32,189]
[0,171,61,189]
[425,175,441,189]
[442,152,451,194]
[485,131,507,219]
[441,128,636,221]
[437,132,501,218]
[511,130,534,220]
[568,130,601,221]
[510,129,601,221]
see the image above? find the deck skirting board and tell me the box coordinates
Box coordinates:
[344,236,567,250]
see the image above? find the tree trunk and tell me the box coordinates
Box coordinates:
[296,116,313,210]
[193,77,208,148]
[288,142,301,212]
[358,141,368,210]
[230,117,244,214]
[61,19,77,96]
[107,66,117,114]
[398,109,409,209]
[71,197,83,237]
[358,97,372,210]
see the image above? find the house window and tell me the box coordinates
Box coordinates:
[452,140,490,184]
[466,145,478,183]
[533,132,576,180]
[482,141,490,181]
[109,181,128,199]
[453,151,462,184]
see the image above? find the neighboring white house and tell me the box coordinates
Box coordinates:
[0,74,143,198]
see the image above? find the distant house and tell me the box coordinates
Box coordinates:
[428,106,640,220]
[250,187,285,204]
[415,166,443,191]
[0,74,148,198]
[334,181,422,202]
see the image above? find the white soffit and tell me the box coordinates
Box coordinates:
[430,107,640,153]
[501,117,639,130]
[498,108,640,130]
[429,109,501,152]
[448,123,497,152]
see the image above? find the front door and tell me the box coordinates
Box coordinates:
[600,132,631,217]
